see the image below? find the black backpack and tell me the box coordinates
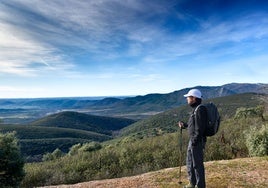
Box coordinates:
[194,102,220,136]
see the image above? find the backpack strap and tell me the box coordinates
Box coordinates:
[193,104,202,126]
[194,104,203,114]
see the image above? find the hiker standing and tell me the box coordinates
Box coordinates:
[178,89,207,188]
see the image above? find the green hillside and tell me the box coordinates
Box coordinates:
[20,138,93,160]
[0,111,135,159]
[119,93,266,137]
[0,124,111,140]
[0,124,111,158]
[30,111,136,135]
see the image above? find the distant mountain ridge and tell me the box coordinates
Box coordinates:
[83,83,268,117]
[0,83,267,109]
[0,83,267,122]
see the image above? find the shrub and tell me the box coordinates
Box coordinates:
[68,142,102,156]
[235,105,265,120]
[68,143,82,156]
[42,148,65,161]
[79,142,102,153]
[245,124,268,157]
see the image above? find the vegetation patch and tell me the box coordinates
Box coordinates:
[42,157,267,188]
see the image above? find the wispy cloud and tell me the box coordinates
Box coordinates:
[0,1,80,76]
[2,0,268,63]
[140,12,268,65]
[0,0,267,98]
[1,1,176,52]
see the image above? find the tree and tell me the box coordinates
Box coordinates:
[42,148,65,161]
[0,132,25,187]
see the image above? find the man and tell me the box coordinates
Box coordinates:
[178,89,207,188]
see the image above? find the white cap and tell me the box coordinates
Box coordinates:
[183,89,202,98]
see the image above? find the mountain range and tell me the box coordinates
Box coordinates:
[0,83,267,123]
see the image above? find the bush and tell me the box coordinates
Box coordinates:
[68,143,82,156]
[235,105,265,120]
[0,132,25,187]
[68,142,102,156]
[43,148,65,161]
[245,124,268,157]
[79,142,102,153]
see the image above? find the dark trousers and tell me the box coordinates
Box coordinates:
[186,140,206,188]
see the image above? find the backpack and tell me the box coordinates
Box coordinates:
[194,102,220,137]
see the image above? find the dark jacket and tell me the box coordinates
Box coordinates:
[185,103,208,146]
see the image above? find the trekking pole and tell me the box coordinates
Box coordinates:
[178,127,183,184]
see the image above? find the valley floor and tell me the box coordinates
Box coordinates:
[41,157,268,188]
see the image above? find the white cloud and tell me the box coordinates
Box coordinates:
[0,20,75,76]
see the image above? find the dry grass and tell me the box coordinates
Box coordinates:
[42,157,268,188]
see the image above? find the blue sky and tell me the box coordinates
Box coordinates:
[0,0,268,98]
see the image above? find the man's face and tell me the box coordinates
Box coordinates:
[186,96,196,105]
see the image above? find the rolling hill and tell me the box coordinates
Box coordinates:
[0,124,111,159]
[30,111,136,135]
[0,112,135,160]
